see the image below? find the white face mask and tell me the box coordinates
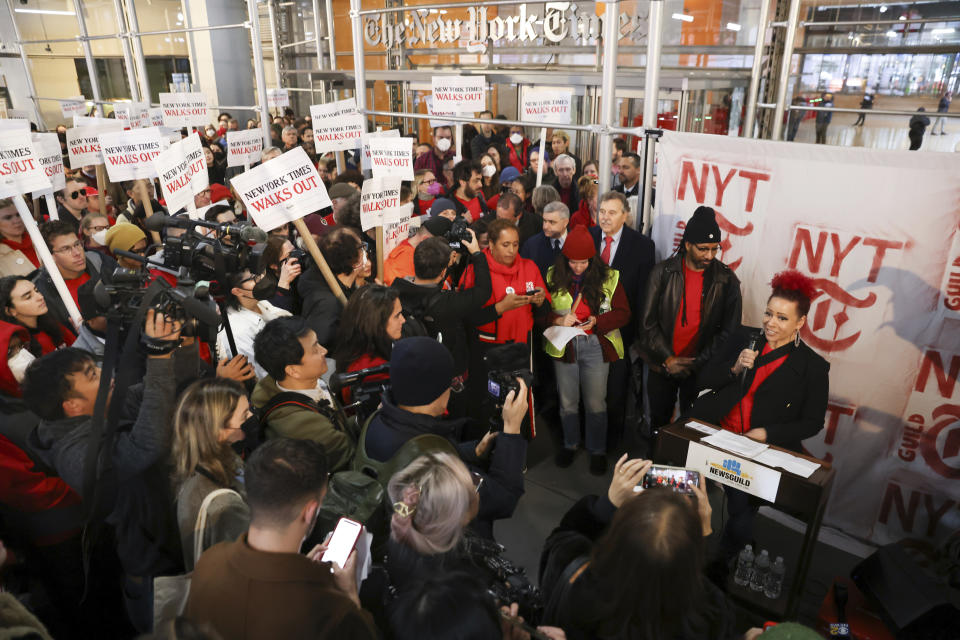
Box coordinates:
[482,164,496,178]
[435,137,452,152]
[510,133,523,145]
[8,347,35,384]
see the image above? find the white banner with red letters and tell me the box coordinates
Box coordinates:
[159,92,209,128]
[431,75,485,113]
[30,133,65,196]
[0,133,51,198]
[153,134,208,214]
[368,136,414,181]
[226,129,264,168]
[310,98,365,153]
[66,121,125,167]
[98,128,164,182]
[231,146,331,232]
[360,177,403,232]
[653,130,960,546]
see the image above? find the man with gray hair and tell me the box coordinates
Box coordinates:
[280,125,299,152]
[553,154,580,212]
[521,200,570,279]
[261,146,282,164]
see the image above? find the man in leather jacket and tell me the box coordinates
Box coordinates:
[638,207,741,435]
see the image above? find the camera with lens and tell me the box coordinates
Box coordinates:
[92,267,219,331]
[160,232,264,283]
[444,217,473,250]
[462,532,543,624]
[484,342,533,406]
[285,248,306,265]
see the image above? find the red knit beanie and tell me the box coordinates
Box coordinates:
[562,225,596,261]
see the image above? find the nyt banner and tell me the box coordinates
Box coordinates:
[653,131,960,545]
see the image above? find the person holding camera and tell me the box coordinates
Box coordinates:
[256,236,303,313]
[544,225,631,475]
[539,455,747,640]
[362,337,528,538]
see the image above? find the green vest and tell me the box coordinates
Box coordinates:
[544,267,624,359]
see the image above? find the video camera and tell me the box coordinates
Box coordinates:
[484,343,533,407]
[444,218,473,250]
[328,363,390,423]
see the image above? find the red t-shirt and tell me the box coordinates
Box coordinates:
[1,235,40,268]
[721,343,788,434]
[672,265,704,357]
[65,272,91,308]
[456,196,483,222]
[417,198,435,216]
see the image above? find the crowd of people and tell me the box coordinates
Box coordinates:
[0,105,831,640]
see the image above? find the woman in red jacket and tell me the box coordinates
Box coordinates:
[0,276,75,357]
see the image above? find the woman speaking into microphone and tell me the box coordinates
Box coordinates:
[690,269,829,562]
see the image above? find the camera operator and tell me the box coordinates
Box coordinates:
[391,230,491,417]
[20,310,193,631]
[363,337,528,538]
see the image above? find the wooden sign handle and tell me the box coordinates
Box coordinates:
[292,217,347,306]
[137,179,162,245]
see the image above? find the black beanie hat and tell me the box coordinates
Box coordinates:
[390,337,454,406]
[683,206,721,244]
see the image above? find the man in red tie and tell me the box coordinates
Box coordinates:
[589,192,655,446]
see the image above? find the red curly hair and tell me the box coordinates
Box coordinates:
[769,270,816,317]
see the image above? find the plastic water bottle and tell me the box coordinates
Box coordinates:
[750,550,770,592]
[764,556,785,599]
[733,544,754,586]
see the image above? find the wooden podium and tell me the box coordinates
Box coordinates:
[656,421,836,619]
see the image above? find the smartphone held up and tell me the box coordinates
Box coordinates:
[321,517,362,569]
[640,465,701,495]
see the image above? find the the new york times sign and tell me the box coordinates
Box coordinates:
[363,2,649,49]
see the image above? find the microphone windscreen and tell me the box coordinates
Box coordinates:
[241,225,268,243]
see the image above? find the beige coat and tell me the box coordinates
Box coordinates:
[0,242,37,277]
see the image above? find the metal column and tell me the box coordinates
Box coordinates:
[640,0,664,233]
[247,0,274,148]
[596,1,620,197]
[743,0,772,138]
[771,0,801,141]
[181,0,201,89]
[4,0,45,127]
[311,0,327,97]
[349,0,368,118]
[325,0,338,73]
[124,0,153,102]
[71,0,104,116]
[266,0,284,90]
[111,0,140,101]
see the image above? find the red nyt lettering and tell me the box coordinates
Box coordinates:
[247,175,319,212]
[914,348,960,399]
[877,481,958,537]
[788,227,904,284]
[677,160,770,213]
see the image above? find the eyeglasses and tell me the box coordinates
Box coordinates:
[68,188,88,200]
[421,178,437,185]
[87,224,109,232]
[52,240,84,255]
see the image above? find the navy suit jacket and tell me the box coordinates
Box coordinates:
[520,232,562,280]
[590,225,655,345]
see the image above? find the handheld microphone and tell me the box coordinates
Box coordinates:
[741,329,764,385]
[143,214,267,243]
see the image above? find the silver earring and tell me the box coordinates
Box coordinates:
[794,331,800,347]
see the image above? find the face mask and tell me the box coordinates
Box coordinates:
[482,164,496,178]
[206,129,216,137]
[92,229,108,246]
[435,138,452,152]
[510,133,523,145]
[427,181,445,196]
[7,348,35,384]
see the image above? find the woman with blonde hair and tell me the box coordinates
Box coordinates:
[171,377,251,570]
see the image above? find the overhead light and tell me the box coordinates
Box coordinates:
[671,13,694,23]
[176,11,183,21]
[879,5,887,13]
[899,15,906,20]
[886,30,898,37]
[932,28,955,35]
[14,8,75,15]
[726,22,741,31]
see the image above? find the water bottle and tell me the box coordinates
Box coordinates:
[733,544,754,586]
[764,556,785,599]
[750,549,770,592]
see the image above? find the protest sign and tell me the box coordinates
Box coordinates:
[520,88,573,124]
[60,96,86,119]
[0,119,30,134]
[98,128,164,182]
[0,133,51,198]
[231,146,331,231]
[73,115,113,128]
[424,95,455,129]
[159,92,209,128]
[226,129,264,168]
[115,102,151,129]
[66,121,125,167]
[361,129,400,173]
[368,136,414,181]
[384,202,421,256]
[30,133,65,195]
[153,134,208,214]
[267,88,290,109]
[360,177,403,232]
[149,108,164,127]
[159,127,183,146]
[431,75,486,113]
[310,98,366,153]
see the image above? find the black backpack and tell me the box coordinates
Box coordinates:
[399,289,442,340]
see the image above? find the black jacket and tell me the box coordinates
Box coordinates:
[539,494,738,640]
[482,209,542,248]
[364,393,527,534]
[638,254,742,372]
[390,250,492,375]
[589,225,655,346]
[689,325,830,453]
[520,231,563,280]
[33,250,114,327]
[297,265,354,350]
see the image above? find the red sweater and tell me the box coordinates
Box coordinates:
[460,249,547,344]
[569,201,596,230]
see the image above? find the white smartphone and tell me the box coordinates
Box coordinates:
[320,517,362,569]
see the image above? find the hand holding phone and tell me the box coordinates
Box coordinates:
[640,465,701,495]
[320,517,362,570]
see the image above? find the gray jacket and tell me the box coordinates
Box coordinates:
[176,469,249,571]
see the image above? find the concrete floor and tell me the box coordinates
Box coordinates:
[494,410,869,630]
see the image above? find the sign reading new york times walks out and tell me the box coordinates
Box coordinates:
[310,99,366,153]
[60,96,86,119]
[360,177,403,232]
[115,102,151,130]
[267,88,290,109]
[232,147,331,232]
[159,92,209,129]
[685,441,782,503]
[521,87,574,124]
[368,136,414,182]
[98,128,164,182]
[153,134,208,215]
[431,75,485,113]
[0,133,51,199]
[226,129,264,168]
[66,120,125,168]
[30,133,65,196]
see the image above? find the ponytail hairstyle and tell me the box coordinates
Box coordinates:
[769,269,816,318]
[388,452,479,556]
[171,377,247,487]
